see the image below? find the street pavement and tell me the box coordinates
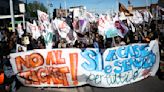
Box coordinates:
[17,76,164,92]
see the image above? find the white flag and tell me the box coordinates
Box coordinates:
[119,12,127,21]
[53,18,70,38]
[26,22,32,33]
[127,19,135,32]
[115,20,129,38]
[29,20,41,39]
[85,11,96,22]
[98,14,119,38]
[37,10,49,24]
[78,18,88,34]
[98,15,108,36]
[42,23,54,49]
[132,11,144,24]
[53,18,77,44]
[17,23,24,38]
[72,17,88,35]
[113,13,129,38]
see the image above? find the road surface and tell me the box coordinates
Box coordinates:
[17,76,164,92]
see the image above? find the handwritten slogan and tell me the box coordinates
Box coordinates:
[10,40,159,87]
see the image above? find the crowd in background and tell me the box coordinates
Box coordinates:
[0,17,164,91]
[0,19,163,52]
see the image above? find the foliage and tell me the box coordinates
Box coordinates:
[26,1,47,18]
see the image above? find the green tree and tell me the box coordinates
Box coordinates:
[26,1,47,18]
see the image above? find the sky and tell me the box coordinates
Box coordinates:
[27,0,158,14]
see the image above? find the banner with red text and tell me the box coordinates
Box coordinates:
[10,40,160,87]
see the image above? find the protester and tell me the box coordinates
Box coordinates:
[58,38,67,48]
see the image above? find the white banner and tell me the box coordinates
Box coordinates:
[10,40,159,87]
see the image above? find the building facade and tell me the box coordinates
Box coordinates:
[0,0,22,15]
[0,0,10,15]
[69,6,86,19]
[0,0,24,28]
[132,4,158,18]
[53,8,68,18]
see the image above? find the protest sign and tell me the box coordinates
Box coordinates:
[16,44,27,52]
[10,40,159,87]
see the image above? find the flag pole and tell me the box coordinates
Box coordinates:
[10,0,15,32]
[47,0,51,20]
[117,0,119,13]
[112,0,119,47]
[63,0,67,17]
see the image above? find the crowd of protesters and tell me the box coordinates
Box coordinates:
[0,17,164,92]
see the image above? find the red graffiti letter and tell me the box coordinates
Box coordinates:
[15,56,30,72]
[30,53,44,68]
